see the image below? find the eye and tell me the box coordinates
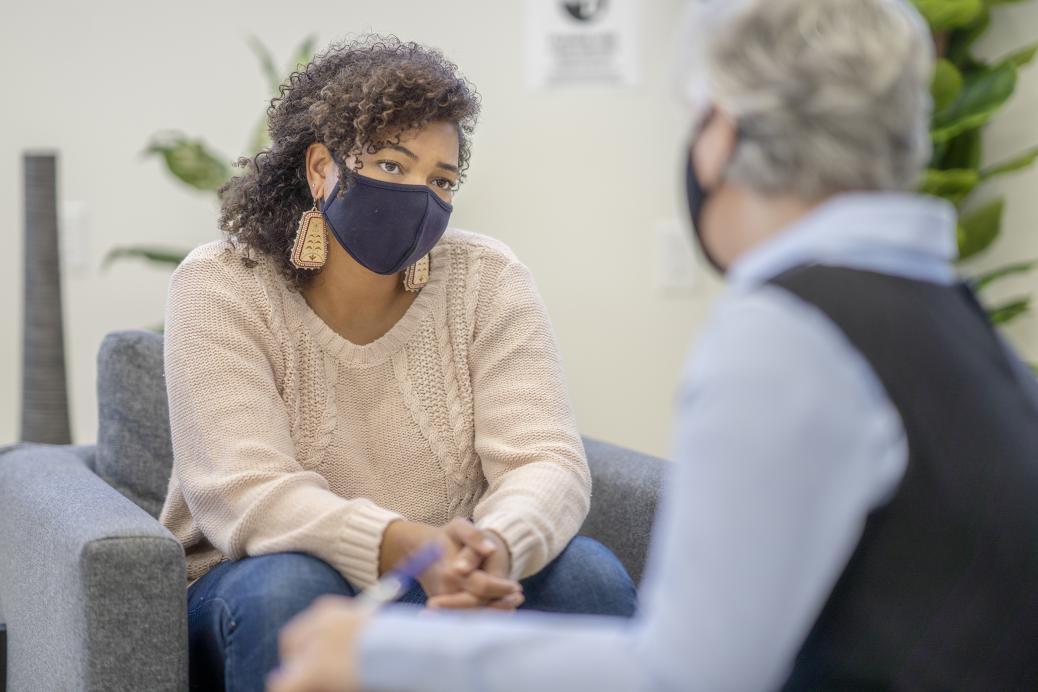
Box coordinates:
[377,160,403,174]
[432,177,459,192]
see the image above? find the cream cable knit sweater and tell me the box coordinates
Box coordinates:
[158,229,591,590]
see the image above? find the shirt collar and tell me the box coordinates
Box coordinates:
[727,192,959,289]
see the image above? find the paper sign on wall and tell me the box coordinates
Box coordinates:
[524,0,640,89]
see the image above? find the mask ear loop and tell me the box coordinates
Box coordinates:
[691,106,745,196]
[687,105,744,274]
[323,145,362,201]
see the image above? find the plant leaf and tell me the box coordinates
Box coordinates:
[921,168,979,205]
[957,197,1005,260]
[980,144,1038,180]
[946,8,991,65]
[932,59,964,112]
[936,127,983,170]
[1005,41,1038,68]
[143,133,233,193]
[247,35,281,95]
[245,35,316,157]
[972,260,1038,290]
[289,35,318,75]
[988,297,1030,325]
[102,246,190,270]
[932,61,1017,142]
[913,0,984,29]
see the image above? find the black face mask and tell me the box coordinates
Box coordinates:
[321,174,452,276]
[684,108,729,275]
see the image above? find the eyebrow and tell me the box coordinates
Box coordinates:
[387,144,459,175]
[388,144,418,160]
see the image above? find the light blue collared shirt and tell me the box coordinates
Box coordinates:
[359,192,959,692]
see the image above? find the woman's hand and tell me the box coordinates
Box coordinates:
[379,518,522,609]
[429,525,523,611]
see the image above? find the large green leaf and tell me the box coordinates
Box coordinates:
[932,61,1018,142]
[102,246,190,270]
[921,168,979,205]
[988,297,1031,325]
[932,59,964,112]
[980,145,1038,180]
[913,0,984,29]
[936,128,984,170]
[144,133,233,193]
[957,197,1005,260]
[973,260,1038,290]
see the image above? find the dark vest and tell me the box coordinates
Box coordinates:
[770,265,1038,692]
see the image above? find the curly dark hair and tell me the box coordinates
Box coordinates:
[218,34,481,290]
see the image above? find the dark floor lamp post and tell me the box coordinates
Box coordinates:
[20,152,71,444]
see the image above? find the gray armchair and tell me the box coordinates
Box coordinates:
[0,330,666,692]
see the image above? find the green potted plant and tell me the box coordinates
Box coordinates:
[103,36,316,274]
[914,0,1038,325]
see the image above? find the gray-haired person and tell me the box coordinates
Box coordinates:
[269,0,1038,690]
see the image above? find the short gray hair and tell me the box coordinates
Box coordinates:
[692,0,934,199]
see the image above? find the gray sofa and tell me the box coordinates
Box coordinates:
[0,330,666,692]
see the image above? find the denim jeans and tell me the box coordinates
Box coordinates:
[187,536,637,691]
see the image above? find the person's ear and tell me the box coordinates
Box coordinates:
[304,143,339,201]
[692,109,739,189]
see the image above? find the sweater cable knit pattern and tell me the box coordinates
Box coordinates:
[158,229,591,591]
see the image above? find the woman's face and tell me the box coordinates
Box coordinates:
[332,120,462,205]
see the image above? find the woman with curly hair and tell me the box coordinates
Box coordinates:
[156,35,636,690]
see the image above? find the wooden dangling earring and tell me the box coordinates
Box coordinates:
[402,254,430,292]
[290,197,328,270]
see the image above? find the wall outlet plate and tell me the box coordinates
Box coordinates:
[655,219,699,293]
[60,200,90,274]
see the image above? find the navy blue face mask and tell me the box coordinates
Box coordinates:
[320,174,453,275]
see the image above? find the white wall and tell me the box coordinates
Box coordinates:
[1,1,1036,458]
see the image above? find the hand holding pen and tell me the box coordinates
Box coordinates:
[268,535,510,692]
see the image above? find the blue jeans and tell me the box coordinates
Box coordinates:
[187,536,637,691]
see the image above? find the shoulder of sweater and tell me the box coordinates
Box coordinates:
[170,237,280,324]
[175,238,248,281]
[441,228,524,270]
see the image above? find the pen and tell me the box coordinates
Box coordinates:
[354,542,443,609]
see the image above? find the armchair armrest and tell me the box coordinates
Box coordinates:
[0,444,186,692]
[580,437,668,586]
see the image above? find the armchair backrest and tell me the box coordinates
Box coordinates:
[95,330,173,518]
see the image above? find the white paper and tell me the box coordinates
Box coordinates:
[524,0,640,89]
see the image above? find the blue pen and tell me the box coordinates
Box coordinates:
[355,542,443,609]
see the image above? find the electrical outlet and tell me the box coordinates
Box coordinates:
[655,219,699,293]
[60,200,90,274]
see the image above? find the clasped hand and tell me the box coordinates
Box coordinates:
[380,517,524,610]
[267,518,521,691]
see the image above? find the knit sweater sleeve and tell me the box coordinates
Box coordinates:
[469,259,592,580]
[164,251,402,590]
